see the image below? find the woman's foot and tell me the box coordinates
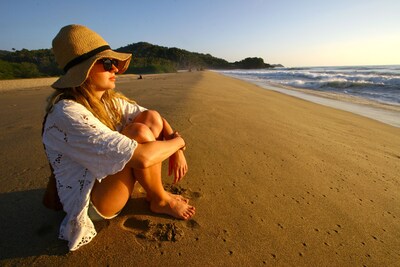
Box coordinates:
[146,192,189,203]
[150,195,195,220]
[169,193,189,203]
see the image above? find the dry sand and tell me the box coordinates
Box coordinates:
[0,71,399,266]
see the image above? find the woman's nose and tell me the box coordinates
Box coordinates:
[111,64,119,73]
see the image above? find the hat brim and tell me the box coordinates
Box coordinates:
[51,50,131,89]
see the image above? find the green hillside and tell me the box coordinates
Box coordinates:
[0,43,278,80]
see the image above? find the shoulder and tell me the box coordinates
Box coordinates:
[49,100,94,120]
[46,100,101,129]
[114,97,146,113]
[113,97,131,108]
[52,99,89,114]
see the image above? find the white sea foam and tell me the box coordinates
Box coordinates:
[218,65,400,105]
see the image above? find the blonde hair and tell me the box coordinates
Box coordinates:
[45,79,135,131]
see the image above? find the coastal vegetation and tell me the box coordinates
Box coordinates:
[0,42,280,79]
[0,49,61,79]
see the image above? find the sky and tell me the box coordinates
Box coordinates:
[1,0,399,67]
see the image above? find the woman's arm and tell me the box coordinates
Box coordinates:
[161,118,175,140]
[123,111,188,182]
[129,136,185,169]
[161,118,188,183]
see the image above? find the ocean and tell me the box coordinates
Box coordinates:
[218,65,400,105]
[217,65,400,127]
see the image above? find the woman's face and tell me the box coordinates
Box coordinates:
[87,58,119,97]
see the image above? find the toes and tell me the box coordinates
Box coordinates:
[150,196,195,220]
[183,205,195,220]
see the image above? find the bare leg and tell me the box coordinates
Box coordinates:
[91,110,194,219]
[90,165,136,217]
[123,119,195,220]
[133,110,189,203]
[142,162,189,204]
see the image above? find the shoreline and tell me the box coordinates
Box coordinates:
[218,73,400,128]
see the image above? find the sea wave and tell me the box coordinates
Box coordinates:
[218,65,400,105]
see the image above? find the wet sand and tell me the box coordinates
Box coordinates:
[0,71,399,266]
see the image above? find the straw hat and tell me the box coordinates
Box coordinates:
[51,24,132,89]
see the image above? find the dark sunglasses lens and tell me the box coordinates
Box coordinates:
[102,59,118,71]
[112,59,119,67]
[102,59,112,71]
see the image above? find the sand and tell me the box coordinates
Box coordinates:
[0,71,399,266]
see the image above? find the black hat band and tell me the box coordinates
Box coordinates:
[63,45,111,73]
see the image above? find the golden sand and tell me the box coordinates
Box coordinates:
[0,71,399,266]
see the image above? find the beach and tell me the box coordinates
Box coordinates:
[1,71,399,266]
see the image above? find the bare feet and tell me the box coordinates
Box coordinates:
[146,192,189,204]
[150,195,195,220]
[169,193,190,203]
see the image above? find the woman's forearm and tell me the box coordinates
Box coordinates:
[162,118,174,140]
[130,137,184,169]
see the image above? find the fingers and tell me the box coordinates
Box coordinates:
[174,168,181,184]
[170,150,188,184]
[173,164,188,184]
[173,168,180,183]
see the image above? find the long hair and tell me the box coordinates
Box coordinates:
[45,78,135,130]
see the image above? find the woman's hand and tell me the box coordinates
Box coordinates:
[164,131,187,183]
[168,132,187,183]
[169,150,188,184]
[169,131,186,150]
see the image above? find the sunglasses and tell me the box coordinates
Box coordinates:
[99,58,119,72]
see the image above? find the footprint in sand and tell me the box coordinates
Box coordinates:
[184,219,200,229]
[121,184,201,241]
[121,216,184,242]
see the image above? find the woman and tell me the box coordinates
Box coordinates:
[42,24,195,251]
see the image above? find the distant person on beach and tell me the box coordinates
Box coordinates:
[41,24,194,251]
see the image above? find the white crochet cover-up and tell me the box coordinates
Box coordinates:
[42,98,146,251]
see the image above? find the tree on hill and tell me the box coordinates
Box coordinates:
[0,59,42,79]
[116,42,231,72]
[233,57,272,69]
[0,48,61,77]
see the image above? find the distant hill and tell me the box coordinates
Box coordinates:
[0,50,11,56]
[117,42,232,72]
[117,42,275,72]
[0,42,281,79]
[0,48,61,79]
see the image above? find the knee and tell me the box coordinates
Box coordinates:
[122,122,155,143]
[135,110,163,128]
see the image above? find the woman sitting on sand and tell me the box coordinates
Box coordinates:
[42,24,195,251]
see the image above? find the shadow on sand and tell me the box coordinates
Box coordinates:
[0,188,68,260]
[0,187,162,261]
